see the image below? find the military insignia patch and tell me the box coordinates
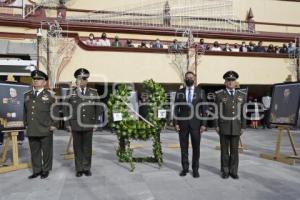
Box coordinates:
[42,95,49,101]
[222,97,227,102]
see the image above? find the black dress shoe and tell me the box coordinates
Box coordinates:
[230,173,239,179]
[76,172,83,177]
[192,171,200,178]
[40,171,49,179]
[221,172,229,179]
[83,170,92,176]
[179,170,189,177]
[28,172,41,179]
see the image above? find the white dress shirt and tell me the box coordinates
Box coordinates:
[226,88,236,96]
[33,88,44,97]
[262,96,271,110]
[78,87,87,95]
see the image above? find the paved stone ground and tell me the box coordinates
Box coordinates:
[0,128,300,200]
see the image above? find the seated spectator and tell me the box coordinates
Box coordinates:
[288,42,296,54]
[231,43,240,52]
[223,43,231,52]
[274,46,280,54]
[198,38,210,51]
[210,41,222,51]
[169,39,181,52]
[267,44,275,53]
[247,41,256,52]
[254,41,266,52]
[84,33,97,46]
[138,41,148,48]
[126,39,134,48]
[239,41,248,52]
[97,32,111,47]
[111,36,122,47]
[279,43,288,54]
[152,39,163,48]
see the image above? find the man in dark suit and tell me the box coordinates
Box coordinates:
[214,71,247,179]
[174,71,208,178]
[64,68,101,177]
[24,70,57,179]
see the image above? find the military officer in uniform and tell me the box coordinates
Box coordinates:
[64,68,101,177]
[24,70,57,179]
[214,71,246,179]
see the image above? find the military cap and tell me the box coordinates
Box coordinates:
[223,70,239,81]
[31,70,48,80]
[74,68,90,79]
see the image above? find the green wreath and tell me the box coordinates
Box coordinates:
[107,79,167,171]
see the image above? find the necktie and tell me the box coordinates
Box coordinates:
[81,88,85,95]
[229,90,234,96]
[34,91,38,98]
[188,88,192,104]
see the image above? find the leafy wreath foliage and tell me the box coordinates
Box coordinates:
[107,79,167,171]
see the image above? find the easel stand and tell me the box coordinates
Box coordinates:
[260,126,299,165]
[215,137,246,153]
[62,134,74,160]
[62,134,95,160]
[0,131,31,173]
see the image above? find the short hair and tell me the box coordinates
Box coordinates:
[185,71,195,77]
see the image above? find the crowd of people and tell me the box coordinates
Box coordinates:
[83,32,296,55]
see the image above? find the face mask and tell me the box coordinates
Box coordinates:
[185,79,194,87]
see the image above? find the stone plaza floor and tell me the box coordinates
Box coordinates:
[0,128,300,200]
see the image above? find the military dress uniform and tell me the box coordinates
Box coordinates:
[63,68,101,177]
[215,71,246,179]
[24,70,57,179]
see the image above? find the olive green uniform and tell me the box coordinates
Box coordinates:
[215,89,247,175]
[64,87,101,172]
[24,89,57,174]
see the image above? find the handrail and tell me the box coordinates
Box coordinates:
[76,37,288,58]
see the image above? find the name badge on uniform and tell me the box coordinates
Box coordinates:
[113,113,123,121]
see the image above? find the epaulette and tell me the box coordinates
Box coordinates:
[215,89,224,94]
[24,90,32,95]
[46,89,56,95]
[89,88,97,91]
[237,90,247,95]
